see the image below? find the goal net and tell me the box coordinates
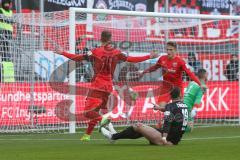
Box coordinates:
[0,8,239,133]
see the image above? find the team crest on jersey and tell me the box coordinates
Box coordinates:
[172,62,177,67]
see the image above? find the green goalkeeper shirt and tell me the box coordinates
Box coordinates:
[183,81,206,111]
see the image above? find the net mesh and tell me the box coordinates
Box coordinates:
[0,10,239,133]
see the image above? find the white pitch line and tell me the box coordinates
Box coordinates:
[0,138,92,141]
[0,139,82,141]
[0,135,240,141]
[182,135,240,141]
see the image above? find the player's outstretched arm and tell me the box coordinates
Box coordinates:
[54,48,87,61]
[126,51,159,63]
[142,63,161,74]
[134,64,161,80]
[151,102,167,112]
[182,61,201,85]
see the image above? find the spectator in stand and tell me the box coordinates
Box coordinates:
[224,54,239,81]
[187,52,201,75]
[184,52,201,81]
[118,63,139,82]
[0,0,14,82]
[0,0,13,61]
[76,47,92,82]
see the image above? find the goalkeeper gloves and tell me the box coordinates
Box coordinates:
[191,108,198,118]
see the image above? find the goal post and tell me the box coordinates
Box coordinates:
[69,8,76,134]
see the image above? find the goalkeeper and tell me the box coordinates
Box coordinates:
[183,69,208,132]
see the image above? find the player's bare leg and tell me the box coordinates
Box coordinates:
[133,123,173,146]
[133,123,163,145]
[81,97,103,141]
[81,108,102,141]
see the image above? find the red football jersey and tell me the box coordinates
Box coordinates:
[89,46,127,92]
[90,46,127,82]
[61,45,150,92]
[157,55,200,91]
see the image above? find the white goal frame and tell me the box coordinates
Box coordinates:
[68,8,240,133]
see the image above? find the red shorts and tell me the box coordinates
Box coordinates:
[91,77,113,93]
[84,77,113,111]
[85,90,110,111]
[157,85,183,103]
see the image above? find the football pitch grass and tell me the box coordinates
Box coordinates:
[1,126,240,160]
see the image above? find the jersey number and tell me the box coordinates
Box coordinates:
[101,56,113,73]
[182,108,188,130]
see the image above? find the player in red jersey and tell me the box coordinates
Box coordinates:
[141,41,201,102]
[54,30,158,141]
